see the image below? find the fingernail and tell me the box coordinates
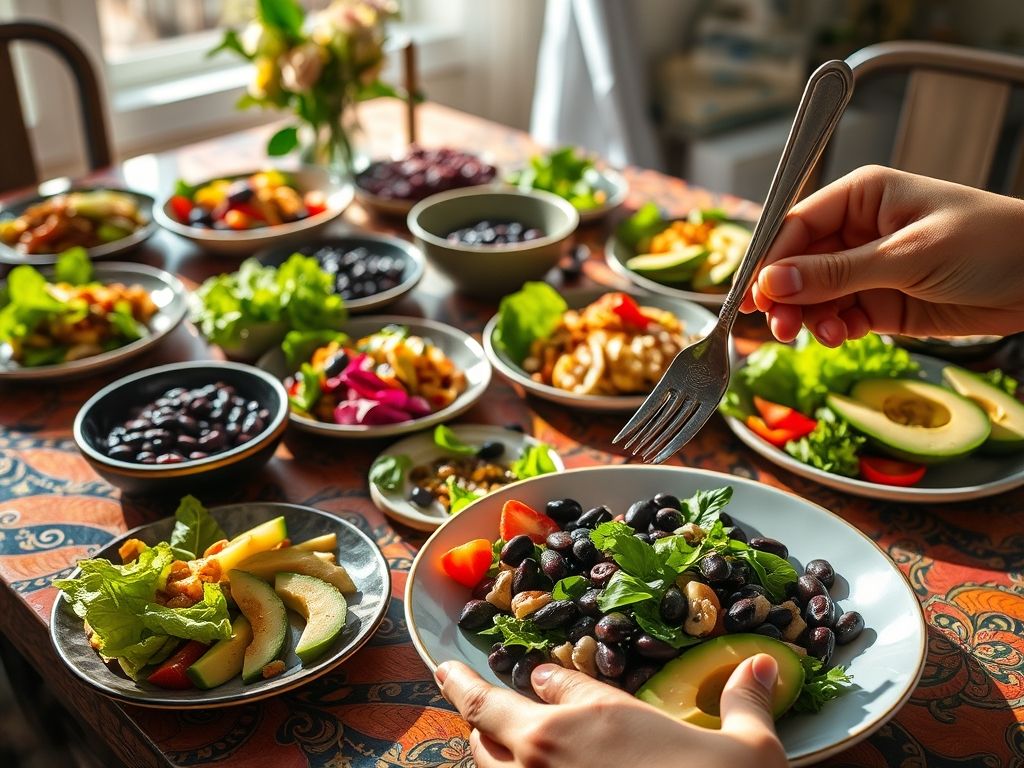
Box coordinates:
[816,318,845,346]
[751,654,778,691]
[762,265,803,297]
[532,665,555,686]
[435,662,451,684]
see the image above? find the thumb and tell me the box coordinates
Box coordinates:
[531,664,626,704]
[719,654,780,737]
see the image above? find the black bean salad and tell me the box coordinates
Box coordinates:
[102,383,271,465]
[293,243,407,301]
[439,486,861,721]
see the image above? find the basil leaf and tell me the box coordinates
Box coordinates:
[434,424,476,455]
[552,575,588,601]
[477,615,556,651]
[632,601,701,649]
[447,476,482,514]
[682,487,733,527]
[728,540,797,602]
[369,454,410,492]
[511,442,558,479]
[793,656,854,713]
[597,571,663,612]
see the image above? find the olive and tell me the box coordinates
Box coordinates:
[835,610,865,645]
[477,441,505,460]
[188,451,209,461]
[727,584,769,606]
[409,486,434,507]
[572,538,600,568]
[805,559,836,589]
[654,507,683,532]
[530,599,578,630]
[748,537,789,560]
[660,586,687,623]
[589,561,619,587]
[576,588,602,618]
[804,593,836,629]
[652,492,681,510]
[767,605,794,628]
[545,530,573,552]
[724,598,763,632]
[698,553,732,584]
[807,626,836,664]
[500,534,535,567]
[595,642,626,678]
[622,665,658,694]
[567,616,597,643]
[545,498,583,524]
[540,549,569,581]
[577,505,613,529]
[458,599,498,630]
[323,351,350,378]
[512,650,547,691]
[796,575,829,606]
[155,453,184,464]
[728,525,748,544]
[624,498,658,530]
[107,445,134,459]
[595,612,635,644]
[633,633,679,661]
[754,623,783,640]
[487,643,520,674]
[136,452,156,464]
[471,577,496,600]
[721,562,750,591]
[512,558,551,596]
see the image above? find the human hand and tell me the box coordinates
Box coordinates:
[435,654,788,768]
[740,165,1024,346]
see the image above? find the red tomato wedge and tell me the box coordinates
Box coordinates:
[169,195,193,223]
[499,499,560,543]
[745,415,808,448]
[859,456,926,487]
[146,640,208,689]
[608,293,650,329]
[753,396,817,436]
[440,538,493,588]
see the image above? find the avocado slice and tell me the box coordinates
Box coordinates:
[636,634,804,728]
[187,615,253,690]
[626,245,709,283]
[827,378,990,464]
[237,547,357,595]
[942,366,1024,454]
[209,516,288,574]
[228,569,288,684]
[274,573,348,664]
[690,223,749,291]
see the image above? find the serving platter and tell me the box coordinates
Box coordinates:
[405,465,927,767]
[50,501,391,708]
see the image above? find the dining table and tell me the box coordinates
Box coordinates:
[0,98,1022,768]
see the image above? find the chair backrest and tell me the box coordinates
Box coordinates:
[808,40,1024,195]
[0,21,111,194]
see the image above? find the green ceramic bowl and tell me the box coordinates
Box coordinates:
[407,187,579,298]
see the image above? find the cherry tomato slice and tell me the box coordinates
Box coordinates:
[752,396,817,436]
[745,415,806,448]
[169,195,193,224]
[440,538,493,588]
[499,499,560,543]
[146,640,208,689]
[607,293,650,329]
[859,456,926,487]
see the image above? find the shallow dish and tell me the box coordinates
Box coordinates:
[51,501,390,708]
[0,186,157,266]
[256,232,425,314]
[404,465,927,767]
[483,289,717,412]
[369,424,564,531]
[154,166,352,255]
[0,262,187,382]
[74,361,288,495]
[259,315,491,439]
[724,352,1024,502]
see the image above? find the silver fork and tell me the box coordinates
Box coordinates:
[613,59,855,464]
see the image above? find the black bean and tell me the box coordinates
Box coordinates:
[633,634,679,661]
[107,445,134,459]
[728,525,748,544]
[835,611,865,645]
[649,530,672,541]
[241,414,264,436]
[476,441,505,460]
[624,498,658,530]
[500,535,535,567]
[660,586,687,623]
[754,623,783,640]
[323,351,350,378]
[652,492,681,510]
[796,575,828,606]
[748,537,789,560]
[545,530,573,552]
[654,507,683,532]
[471,577,496,600]
[511,558,550,596]
[595,612,635,644]
[805,559,836,589]
[155,453,184,464]
[136,452,156,464]
[718,512,734,527]
[487,643,521,674]
[577,505,613,529]
[530,600,578,630]
[512,650,547,691]
[176,435,198,450]
[622,665,658,694]
[577,588,602,618]
[807,626,836,664]
[572,538,600,568]
[409,486,434,507]
[198,430,225,450]
[698,553,732,584]
[727,584,768,606]
[767,605,794,628]
[540,549,569,581]
[567,616,597,643]
[722,561,750,591]
[569,527,592,543]
[458,599,498,630]
[804,593,836,629]
[188,451,209,461]
[595,642,626,678]
[725,598,762,632]
[589,561,619,587]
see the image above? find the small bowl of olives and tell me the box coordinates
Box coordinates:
[73,361,288,495]
[408,188,579,298]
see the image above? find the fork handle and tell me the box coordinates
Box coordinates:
[719,59,854,330]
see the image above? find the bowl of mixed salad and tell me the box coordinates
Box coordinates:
[369,424,564,530]
[506,146,628,223]
[405,465,927,766]
[0,248,188,381]
[259,317,491,438]
[483,283,715,412]
[50,496,389,707]
[721,331,1024,501]
[156,167,352,255]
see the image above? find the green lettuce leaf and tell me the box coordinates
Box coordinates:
[434,424,476,455]
[597,570,664,611]
[728,539,798,602]
[168,495,227,561]
[447,476,482,514]
[590,521,668,582]
[289,362,321,412]
[107,300,145,342]
[616,202,666,251]
[793,657,854,714]
[682,486,733,528]
[477,614,558,651]
[493,281,567,364]
[369,454,410,492]
[54,247,93,285]
[785,410,866,477]
[551,575,588,601]
[281,329,347,370]
[511,443,558,479]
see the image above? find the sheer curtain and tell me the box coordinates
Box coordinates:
[530,0,663,170]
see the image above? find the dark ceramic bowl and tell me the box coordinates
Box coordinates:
[73,361,288,495]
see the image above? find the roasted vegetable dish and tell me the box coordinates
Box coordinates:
[0,189,147,254]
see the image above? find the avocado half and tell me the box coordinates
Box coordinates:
[827,378,990,464]
[635,634,804,729]
[942,366,1024,454]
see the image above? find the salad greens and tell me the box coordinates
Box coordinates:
[54,246,93,285]
[511,443,558,479]
[447,476,482,514]
[508,146,608,211]
[493,281,567,364]
[982,368,1019,396]
[433,424,476,455]
[169,495,227,560]
[369,454,411,492]
[793,657,853,714]
[192,254,347,348]
[784,412,866,478]
[479,614,557,652]
[616,204,731,253]
[282,329,348,370]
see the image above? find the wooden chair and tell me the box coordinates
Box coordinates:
[808,40,1024,195]
[0,21,112,194]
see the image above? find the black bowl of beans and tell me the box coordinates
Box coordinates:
[73,361,288,495]
[257,233,425,313]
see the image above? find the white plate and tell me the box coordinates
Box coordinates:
[0,262,188,381]
[259,315,492,439]
[724,352,1024,502]
[405,465,927,767]
[369,424,565,531]
[483,290,717,412]
[154,166,352,255]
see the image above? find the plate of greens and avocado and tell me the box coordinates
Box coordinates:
[721,331,1024,502]
[50,496,389,708]
[605,204,754,307]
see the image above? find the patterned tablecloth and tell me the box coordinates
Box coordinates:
[0,101,1021,768]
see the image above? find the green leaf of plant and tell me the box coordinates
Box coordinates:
[168,495,227,561]
[511,443,558,479]
[551,575,588,601]
[493,281,567,364]
[281,328,347,370]
[682,486,733,527]
[289,362,322,412]
[447,477,482,515]
[433,425,476,456]
[257,0,305,36]
[54,247,93,285]
[476,614,559,651]
[369,454,410,492]
[590,521,668,582]
[793,657,854,714]
[597,570,663,612]
[267,125,300,157]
